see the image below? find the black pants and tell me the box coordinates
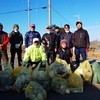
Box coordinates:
[46,50,55,65]
[10,48,22,68]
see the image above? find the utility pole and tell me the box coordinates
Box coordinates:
[48,0,52,26]
[28,0,30,29]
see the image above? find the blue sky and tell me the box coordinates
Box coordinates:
[0,0,100,41]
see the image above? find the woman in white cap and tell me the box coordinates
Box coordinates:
[23,38,47,70]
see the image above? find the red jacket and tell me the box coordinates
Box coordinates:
[1,32,9,50]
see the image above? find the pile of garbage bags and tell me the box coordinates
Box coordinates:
[0,58,100,100]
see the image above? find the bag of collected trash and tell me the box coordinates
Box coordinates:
[13,67,32,92]
[68,73,83,93]
[31,62,51,91]
[49,58,72,79]
[12,66,23,81]
[91,62,100,84]
[51,76,70,94]
[75,60,92,84]
[24,81,47,100]
[0,63,14,91]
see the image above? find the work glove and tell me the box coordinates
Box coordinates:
[15,44,20,49]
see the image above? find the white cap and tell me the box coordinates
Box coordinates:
[33,38,39,43]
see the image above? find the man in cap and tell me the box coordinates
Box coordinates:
[24,24,41,48]
[73,21,90,68]
[42,26,57,65]
[23,38,47,70]
[60,24,73,64]
[9,24,23,68]
[0,23,9,70]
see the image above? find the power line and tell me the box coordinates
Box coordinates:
[51,6,75,28]
[0,6,47,15]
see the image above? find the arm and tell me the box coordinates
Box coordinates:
[3,33,9,45]
[24,32,29,48]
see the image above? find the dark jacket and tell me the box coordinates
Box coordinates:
[60,31,73,48]
[73,28,90,48]
[57,47,70,64]
[0,31,9,50]
[9,31,23,50]
[24,31,41,48]
[42,32,57,51]
[55,32,62,49]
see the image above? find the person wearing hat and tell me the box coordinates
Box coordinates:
[0,23,9,71]
[60,24,73,65]
[9,24,23,69]
[42,26,57,65]
[23,38,47,70]
[73,21,90,68]
[54,26,62,50]
[57,39,70,64]
[24,24,41,48]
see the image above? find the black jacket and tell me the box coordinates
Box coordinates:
[60,31,73,48]
[42,32,57,51]
[9,31,23,50]
[73,28,90,48]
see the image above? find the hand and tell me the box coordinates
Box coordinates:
[15,44,20,49]
[86,47,89,52]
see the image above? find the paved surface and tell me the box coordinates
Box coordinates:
[0,84,100,100]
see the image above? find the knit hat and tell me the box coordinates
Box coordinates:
[13,24,19,29]
[76,21,82,26]
[60,39,67,45]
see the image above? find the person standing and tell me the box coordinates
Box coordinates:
[24,24,41,48]
[73,21,90,68]
[60,24,73,64]
[0,23,9,70]
[54,26,62,50]
[9,24,23,69]
[42,26,57,65]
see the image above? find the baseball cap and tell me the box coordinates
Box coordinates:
[30,24,35,28]
[33,38,39,43]
[46,26,52,29]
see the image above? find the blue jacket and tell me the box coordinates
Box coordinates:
[24,30,41,48]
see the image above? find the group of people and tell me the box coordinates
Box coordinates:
[0,21,90,71]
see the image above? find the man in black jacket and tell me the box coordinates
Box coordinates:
[73,21,90,68]
[9,24,23,68]
[42,26,57,65]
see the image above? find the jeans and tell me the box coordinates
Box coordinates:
[75,47,87,67]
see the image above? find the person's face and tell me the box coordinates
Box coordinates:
[33,41,39,46]
[61,42,67,49]
[14,27,19,31]
[76,23,82,29]
[55,28,59,33]
[64,26,69,31]
[30,26,35,31]
[46,28,51,33]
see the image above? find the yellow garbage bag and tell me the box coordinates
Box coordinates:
[49,58,72,79]
[51,76,70,94]
[68,73,83,93]
[12,66,23,80]
[75,60,92,84]
[24,81,47,100]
